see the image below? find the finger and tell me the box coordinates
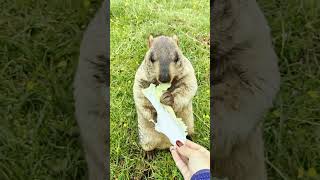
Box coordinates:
[171,146,188,163]
[180,154,188,164]
[170,146,186,166]
[177,151,189,164]
[170,147,191,179]
[185,139,201,150]
[185,139,203,150]
[176,144,194,158]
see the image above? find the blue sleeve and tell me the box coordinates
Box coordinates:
[191,169,211,180]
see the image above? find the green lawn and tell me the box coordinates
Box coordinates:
[0,0,102,179]
[110,0,210,179]
[259,0,320,179]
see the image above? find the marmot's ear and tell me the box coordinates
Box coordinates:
[172,35,179,46]
[148,35,154,48]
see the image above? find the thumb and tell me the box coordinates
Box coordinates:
[176,143,195,158]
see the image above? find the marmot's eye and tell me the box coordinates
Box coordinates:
[174,57,179,63]
[150,56,155,63]
[174,52,179,63]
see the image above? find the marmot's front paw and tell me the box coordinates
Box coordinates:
[160,91,174,106]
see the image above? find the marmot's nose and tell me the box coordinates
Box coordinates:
[159,74,171,83]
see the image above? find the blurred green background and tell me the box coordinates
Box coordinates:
[259,0,320,179]
[0,0,103,179]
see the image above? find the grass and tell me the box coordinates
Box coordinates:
[0,0,103,179]
[110,0,210,179]
[258,0,320,179]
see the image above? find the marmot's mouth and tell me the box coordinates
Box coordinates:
[152,79,160,86]
[156,78,174,85]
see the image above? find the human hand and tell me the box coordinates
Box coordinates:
[170,140,210,180]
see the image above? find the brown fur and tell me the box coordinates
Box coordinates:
[133,35,198,153]
[212,0,280,179]
[73,1,108,179]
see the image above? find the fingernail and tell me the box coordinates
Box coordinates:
[176,140,183,147]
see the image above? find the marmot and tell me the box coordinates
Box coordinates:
[73,0,108,179]
[212,0,280,179]
[133,35,198,158]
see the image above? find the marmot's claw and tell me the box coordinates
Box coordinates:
[144,150,155,160]
[160,91,174,106]
[148,119,156,124]
[186,135,193,141]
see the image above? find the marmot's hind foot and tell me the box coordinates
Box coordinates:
[144,150,155,160]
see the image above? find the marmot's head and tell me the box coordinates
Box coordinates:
[143,35,184,84]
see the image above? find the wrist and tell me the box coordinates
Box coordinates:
[191,169,211,180]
